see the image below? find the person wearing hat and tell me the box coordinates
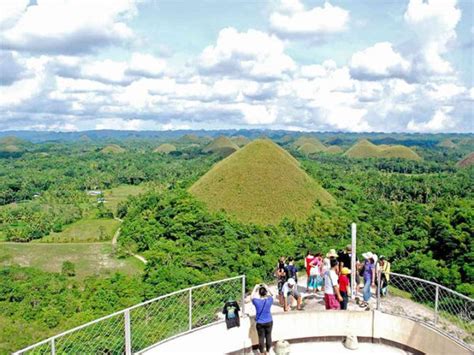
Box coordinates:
[323,248,338,277]
[281,277,302,311]
[339,267,351,310]
[360,252,376,308]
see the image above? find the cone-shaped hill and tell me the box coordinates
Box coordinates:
[154,143,176,154]
[203,136,239,156]
[326,145,344,154]
[344,139,421,160]
[298,142,324,155]
[438,139,456,148]
[457,152,474,168]
[101,144,126,154]
[190,139,334,225]
[231,135,251,147]
[293,136,326,151]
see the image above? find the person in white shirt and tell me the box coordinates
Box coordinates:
[324,258,343,310]
[281,278,302,311]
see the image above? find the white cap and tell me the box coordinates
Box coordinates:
[287,278,296,286]
[362,252,374,260]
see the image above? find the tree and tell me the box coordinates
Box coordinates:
[61,261,76,277]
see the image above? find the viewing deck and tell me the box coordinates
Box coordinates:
[14,273,473,355]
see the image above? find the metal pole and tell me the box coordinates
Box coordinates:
[124,310,132,355]
[50,339,56,355]
[351,223,357,299]
[242,275,246,316]
[434,285,439,324]
[188,289,193,330]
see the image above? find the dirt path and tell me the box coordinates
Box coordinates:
[112,217,147,265]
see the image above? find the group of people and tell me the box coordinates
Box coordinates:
[249,247,391,354]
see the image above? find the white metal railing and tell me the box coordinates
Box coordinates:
[13,275,245,355]
[377,272,473,348]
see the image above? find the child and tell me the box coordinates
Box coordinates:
[339,267,351,310]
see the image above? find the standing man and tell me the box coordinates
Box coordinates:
[324,258,343,310]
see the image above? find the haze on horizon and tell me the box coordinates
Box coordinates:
[0,0,473,133]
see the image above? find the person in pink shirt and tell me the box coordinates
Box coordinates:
[304,251,315,292]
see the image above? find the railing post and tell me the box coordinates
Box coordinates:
[242,275,246,316]
[188,288,193,331]
[434,285,439,324]
[124,310,132,355]
[50,338,55,355]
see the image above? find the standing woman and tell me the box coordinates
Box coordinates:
[304,251,315,292]
[251,284,274,355]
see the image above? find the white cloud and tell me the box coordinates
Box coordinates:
[127,53,167,78]
[404,0,461,75]
[1,0,138,54]
[0,0,29,30]
[407,106,456,132]
[95,118,161,130]
[270,1,349,39]
[350,42,411,80]
[198,27,295,80]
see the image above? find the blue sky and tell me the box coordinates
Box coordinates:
[0,0,472,132]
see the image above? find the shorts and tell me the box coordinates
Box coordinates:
[324,293,341,310]
[285,289,301,304]
[277,280,285,295]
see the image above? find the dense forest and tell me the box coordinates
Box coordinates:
[0,132,472,353]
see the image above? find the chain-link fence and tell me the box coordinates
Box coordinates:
[378,272,473,346]
[13,275,245,355]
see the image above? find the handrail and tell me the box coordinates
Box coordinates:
[13,275,246,355]
[389,272,474,302]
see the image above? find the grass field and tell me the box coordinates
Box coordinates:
[41,218,120,242]
[101,184,147,214]
[0,242,143,278]
[344,139,421,160]
[190,139,333,225]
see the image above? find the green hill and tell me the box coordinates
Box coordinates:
[154,143,176,154]
[293,136,326,151]
[100,144,126,154]
[298,142,324,155]
[0,136,27,146]
[190,139,333,225]
[231,136,251,147]
[457,152,474,168]
[438,139,456,148]
[344,139,421,160]
[326,145,344,154]
[0,144,22,153]
[179,134,201,144]
[202,136,239,156]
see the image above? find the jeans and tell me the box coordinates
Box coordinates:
[340,291,348,310]
[363,278,371,302]
[256,321,273,353]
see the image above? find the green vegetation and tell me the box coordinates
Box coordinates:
[202,136,239,156]
[154,143,176,154]
[190,139,333,224]
[41,218,120,242]
[0,243,143,278]
[101,144,126,154]
[326,145,344,154]
[344,139,422,160]
[0,131,472,353]
[438,139,457,148]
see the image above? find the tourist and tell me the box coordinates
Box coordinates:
[338,244,352,271]
[282,278,302,311]
[286,257,298,283]
[339,267,351,310]
[275,257,288,306]
[309,253,323,293]
[378,256,391,297]
[360,252,375,308]
[304,251,315,292]
[251,283,274,355]
[324,258,342,310]
[323,248,337,273]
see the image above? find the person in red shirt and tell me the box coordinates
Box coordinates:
[339,267,351,310]
[304,251,315,292]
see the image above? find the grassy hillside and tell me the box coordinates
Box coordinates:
[438,139,457,148]
[0,243,143,278]
[154,143,176,154]
[298,142,325,155]
[190,139,333,225]
[202,136,239,156]
[231,135,251,147]
[326,145,344,154]
[457,152,474,168]
[293,136,326,151]
[345,139,421,160]
[101,144,126,154]
[41,218,120,242]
